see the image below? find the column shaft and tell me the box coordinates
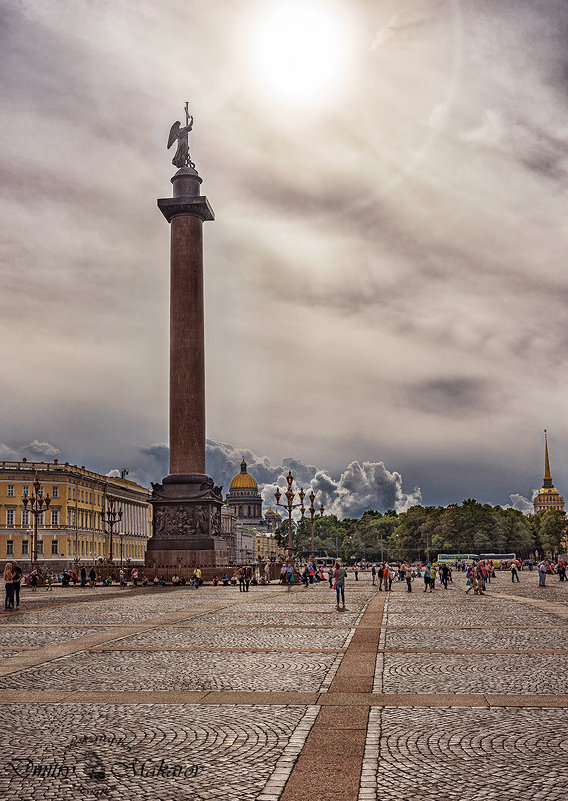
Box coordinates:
[169,214,206,476]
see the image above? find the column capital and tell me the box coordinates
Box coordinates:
[157,196,215,223]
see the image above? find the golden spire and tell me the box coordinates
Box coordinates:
[543,429,553,487]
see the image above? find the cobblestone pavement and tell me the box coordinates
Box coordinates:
[1,572,568,800]
[106,625,351,650]
[369,707,568,801]
[0,626,99,648]
[0,649,339,692]
[0,703,315,801]
[385,625,568,651]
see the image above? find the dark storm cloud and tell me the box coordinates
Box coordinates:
[405,378,489,417]
[126,439,422,516]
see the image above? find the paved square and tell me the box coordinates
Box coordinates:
[1,571,567,800]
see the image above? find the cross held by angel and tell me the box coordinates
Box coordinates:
[168,103,195,169]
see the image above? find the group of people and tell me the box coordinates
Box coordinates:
[3,560,23,610]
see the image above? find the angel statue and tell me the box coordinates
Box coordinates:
[168,102,195,169]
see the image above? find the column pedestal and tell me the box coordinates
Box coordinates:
[146,475,228,570]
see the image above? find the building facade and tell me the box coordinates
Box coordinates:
[255,531,282,562]
[534,431,565,514]
[0,459,152,572]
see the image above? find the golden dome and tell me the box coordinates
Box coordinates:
[229,459,258,490]
[537,487,559,496]
[265,507,281,517]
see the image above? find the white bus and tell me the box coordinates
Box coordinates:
[437,553,479,565]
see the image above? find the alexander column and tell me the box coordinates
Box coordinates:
[145,104,227,571]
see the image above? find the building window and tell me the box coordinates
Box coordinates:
[21,540,28,555]
[37,541,44,555]
[37,512,45,526]
[52,486,59,498]
[21,510,30,526]
[6,541,14,554]
[248,505,251,517]
[22,485,29,497]
[7,485,14,497]
[239,506,243,517]
[51,510,59,526]
[6,510,15,526]
[51,540,58,554]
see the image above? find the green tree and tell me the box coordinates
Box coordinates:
[532,509,567,557]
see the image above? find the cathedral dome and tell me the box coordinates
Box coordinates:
[229,460,258,490]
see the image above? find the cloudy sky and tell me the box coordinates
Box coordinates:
[1,0,567,515]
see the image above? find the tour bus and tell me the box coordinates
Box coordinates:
[314,557,337,568]
[437,553,479,565]
[480,553,516,569]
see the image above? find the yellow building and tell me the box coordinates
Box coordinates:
[255,531,281,562]
[0,458,151,571]
[534,431,565,514]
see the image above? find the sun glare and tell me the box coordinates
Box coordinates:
[254,1,348,105]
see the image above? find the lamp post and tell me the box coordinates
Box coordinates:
[22,475,51,572]
[119,531,125,569]
[274,471,305,563]
[300,490,324,563]
[105,497,122,564]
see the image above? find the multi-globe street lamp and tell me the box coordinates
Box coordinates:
[105,497,122,564]
[22,474,51,572]
[301,491,324,563]
[274,471,305,562]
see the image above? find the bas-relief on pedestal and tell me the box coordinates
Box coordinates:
[148,476,228,568]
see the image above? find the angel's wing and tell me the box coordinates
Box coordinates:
[167,121,181,149]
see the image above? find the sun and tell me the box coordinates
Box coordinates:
[253,1,349,106]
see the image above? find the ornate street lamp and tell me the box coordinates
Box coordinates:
[301,490,325,563]
[274,471,306,563]
[105,497,122,564]
[22,474,51,572]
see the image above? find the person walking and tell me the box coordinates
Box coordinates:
[238,568,246,592]
[4,563,15,610]
[404,563,412,593]
[423,564,431,592]
[29,567,39,591]
[328,567,333,588]
[80,567,87,587]
[377,564,384,591]
[11,560,22,609]
[371,564,376,585]
[132,568,139,587]
[510,561,520,583]
[45,568,54,591]
[440,563,450,590]
[89,567,97,587]
[334,561,347,610]
[354,565,359,581]
[430,564,437,592]
[244,566,251,592]
[538,561,548,587]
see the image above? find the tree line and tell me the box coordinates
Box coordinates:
[274,500,568,562]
